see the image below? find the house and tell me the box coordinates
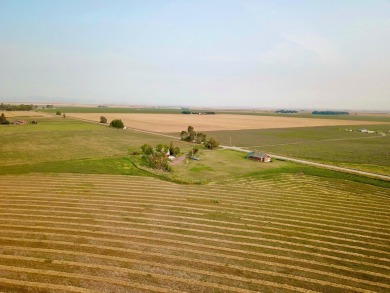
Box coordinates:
[245,152,272,162]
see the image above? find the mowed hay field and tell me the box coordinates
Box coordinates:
[0,173,389,292]
[66,113,383,133]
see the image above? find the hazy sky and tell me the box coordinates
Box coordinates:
[1,0,389,110]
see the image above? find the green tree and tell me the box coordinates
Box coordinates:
[110,119,124,129]
[180,131,188,140]
[195,132,206,144]
[204,137,219,150]
[0,113,9,124]
[56,111,61,115]
[100,116,107,123]
[169,142,180,156]
[141,144,153,155]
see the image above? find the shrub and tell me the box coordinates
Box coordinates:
[56,111,61,115]
[169,142,180,156]
[204,137,219,150]
[110,119,124,129]
[100,116,107,123]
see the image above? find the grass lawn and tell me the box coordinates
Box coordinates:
[171,149,288,183]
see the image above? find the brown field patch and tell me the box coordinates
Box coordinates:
[67,113,384,133]
[1,111,52,118]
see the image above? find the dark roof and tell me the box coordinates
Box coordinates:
[245,152,269,159]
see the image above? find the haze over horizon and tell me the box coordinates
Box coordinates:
[1,0,389,110]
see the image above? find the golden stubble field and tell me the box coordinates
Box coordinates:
[2,111,53,118]
[67,113,382,133]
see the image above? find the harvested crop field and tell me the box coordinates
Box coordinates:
[67,113,383,133]
[0,173,389,292]
[1,111,53,118]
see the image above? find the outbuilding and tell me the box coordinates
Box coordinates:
[245,152,272,162]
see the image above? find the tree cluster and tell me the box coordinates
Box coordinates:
[312,111,349,115]
[275,109,298,114]
[110,119,124,128]
[180,126,219,149]
[0,113,9,125]
[139,142,180,172]
[0,103,33,111]
[180,126,207,144]
[181,110,215,115]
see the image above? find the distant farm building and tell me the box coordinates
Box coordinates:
[246,152,272,162]
[12,120,27,125]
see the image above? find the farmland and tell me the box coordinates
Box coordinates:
[205,124,390,175]
[0,173,389,292]
[64,113,382,133]
[0,112,389,292]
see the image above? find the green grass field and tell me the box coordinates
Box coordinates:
[0,116,188,175]
[0,114,389,292]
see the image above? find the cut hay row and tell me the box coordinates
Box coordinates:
[4,176,389,216]
[5,191,388,231]
[4,172,388,203]
[5,189,388,233]
[4,196,389,242]
[0,245,382,293]
[0,174,389,292]
[4,176,389,211]
[1,206,388,252]
[2,227,389,281]
[2,218,389,271]
[3,243,389,291]
[0,277,94,293]
[0,234,386,293]
[0,252,321,293]
[6,190,388,230]
[0,264,191,293]
[1,210,389,259]
[5,184,389,219]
